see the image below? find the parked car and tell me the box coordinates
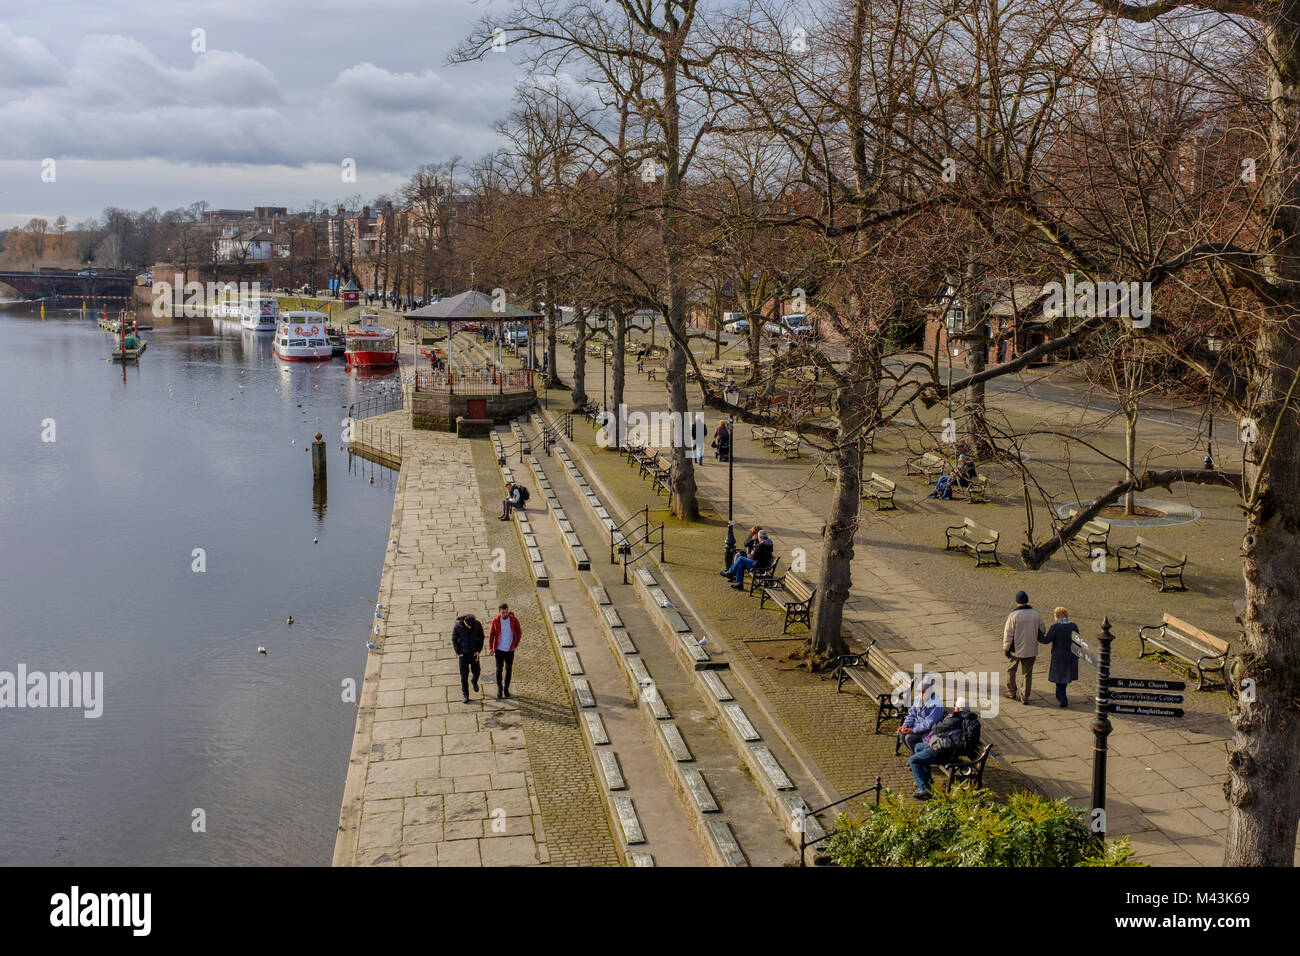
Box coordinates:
[723,318,750,333]
[77,269,98,277]
[504,323,529,345]
[779,313,817,339]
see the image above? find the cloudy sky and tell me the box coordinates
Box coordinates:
[0,0,523,229]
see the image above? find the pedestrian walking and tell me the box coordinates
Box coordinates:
[1039,607,1080,707]
[452,612,485,704]
[1003,590,1046,704]
[489,603,523,699]
[692,415,708,464]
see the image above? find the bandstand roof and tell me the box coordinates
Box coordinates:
[403,290,541,322]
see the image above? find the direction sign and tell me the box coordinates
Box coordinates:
[1106,690,1184,705]
[1105,703,1184,718]
[1106,677,1186,691]
[1071,638,1097,667]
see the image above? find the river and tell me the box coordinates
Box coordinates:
[0,301,398,865]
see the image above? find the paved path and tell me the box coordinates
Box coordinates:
[335,416,617,866]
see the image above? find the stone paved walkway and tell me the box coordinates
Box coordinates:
[335,418,617,866]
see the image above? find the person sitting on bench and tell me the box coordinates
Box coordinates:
[928,454,975,499]
[721,530,773,589]
[898,676,945,751]
[908,697,981,800]
[499,482,524,520]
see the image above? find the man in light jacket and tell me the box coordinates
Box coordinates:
[1003,590,1046,704]
[489,603,523,699]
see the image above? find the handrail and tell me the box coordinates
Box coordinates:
[621,521,665,583]
[347,390,405,421]
[609,506,649,563]
[349,418,403,465]
[798,777,884,867]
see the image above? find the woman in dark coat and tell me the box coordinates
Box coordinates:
[1039,606,1080,707]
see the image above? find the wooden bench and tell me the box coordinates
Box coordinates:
[1116,535,1187,591]
[833,642,912,733]
[863,472,897,510]
[751,424,778,446]
[1137,613,1231,691]
[747,555,782,595]
[1053,516,1112,555]
[772,432,801,459]
[760,572,816,633]
[942,743,994,792]
[944,518,1000,567]
[907,451,947,478]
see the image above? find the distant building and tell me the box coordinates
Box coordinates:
[924,281,1067,365]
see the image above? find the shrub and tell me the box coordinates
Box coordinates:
[824,788,1143,867]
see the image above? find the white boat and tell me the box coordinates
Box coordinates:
[274,311,333,361]
[240,296,280,331]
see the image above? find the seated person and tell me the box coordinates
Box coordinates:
[721,530,773,589]
[499,483,523,520]
[908,697,981,800]
[953,454,977,487]
[897,677,945,751]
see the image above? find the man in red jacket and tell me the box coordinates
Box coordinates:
[488,603,523,699]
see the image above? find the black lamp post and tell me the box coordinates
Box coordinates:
[723,415,736,569]
[1205,334,1223,470]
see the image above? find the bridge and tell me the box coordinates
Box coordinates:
[0,269,136,302]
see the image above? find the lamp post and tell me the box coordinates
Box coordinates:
[1205,334,1223,469]
[723,415,736,569]
[944,307,964,428]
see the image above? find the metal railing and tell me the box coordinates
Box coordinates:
[621,520,665,584]
[347,390,405,421]
[415,367,536,395]
[349,418,403,465]
[798,777,884,867]
[609,506,649,564]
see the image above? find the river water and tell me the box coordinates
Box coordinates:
[0,302,399,865]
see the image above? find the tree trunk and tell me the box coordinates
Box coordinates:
[612,308,627,449]
[805,356,869,668]
[1124,406,1138,516]
[546,285,560,388]
[572,310,589,409]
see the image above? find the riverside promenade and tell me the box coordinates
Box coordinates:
[334,411,618,866]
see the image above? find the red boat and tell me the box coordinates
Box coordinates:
[345,326,399,367]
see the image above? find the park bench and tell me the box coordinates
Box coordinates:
[907,451,947,479]
[863,472,897,511]
[637,452,666,481]
[1052,516,1112,556]
[759,572,816,633]
[891,730,994,792]
[747,555,783,595]
[1116,535,1188,592]
[1137,613,1232,691]
[953,473,990,504]
[751,424,778,446]
[772,431,801,459]
[944,518,1000,567]
[833,641,911,734]
[579,401,601,425]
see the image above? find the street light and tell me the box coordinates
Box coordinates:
[1205,334,1224,469]
[723,415,736,570]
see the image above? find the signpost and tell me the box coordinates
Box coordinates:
[1089,618,1187,843]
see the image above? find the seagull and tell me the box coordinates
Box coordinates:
[366,641,378,651]
[696,636,708,647]
[373,624,381,635]
[258,646,267,655]
[291,440,296,445]
[286,616,294,625]
[390,538,398,546]
[313,537,318,544]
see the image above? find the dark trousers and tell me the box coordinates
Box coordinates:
[901,732,927,751]
[495,649,515,692]
[458,653,480,697]
[1056,682,1069,705]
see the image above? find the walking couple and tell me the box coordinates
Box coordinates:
[451,603,523,703]
[1003,590,1080,707]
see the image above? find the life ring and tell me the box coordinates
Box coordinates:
[294,326,302,334]
[311,326,319,335]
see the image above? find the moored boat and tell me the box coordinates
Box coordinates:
[111,334,147,362]
[274,311,333,361]
[345,326,399,367]
[240,296,279,331]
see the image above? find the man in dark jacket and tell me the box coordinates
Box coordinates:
[452,613,485,704]
[1039,606,1081,707]
[722,530,774,589]
[908,697,981,799]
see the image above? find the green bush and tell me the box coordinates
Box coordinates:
[824,788,1143,867]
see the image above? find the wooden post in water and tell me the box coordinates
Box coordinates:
[311,431,327,478]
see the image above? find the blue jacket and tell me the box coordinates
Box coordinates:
[904,695,944,734]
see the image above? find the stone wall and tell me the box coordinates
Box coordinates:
[411,390,537,431]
